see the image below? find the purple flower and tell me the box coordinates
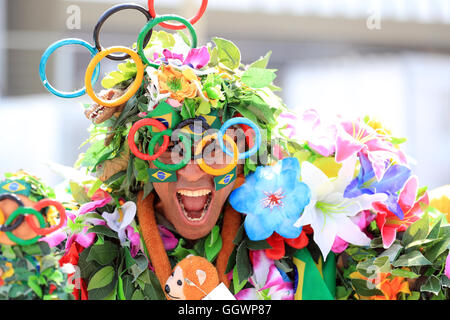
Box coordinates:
[158,225,178,250]
[344,152,411,219]
[153,47,210,70]
[125,225,141,257]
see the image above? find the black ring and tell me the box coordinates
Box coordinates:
[93,3,155,61]
[0,193,25,232]
[174,117,211,134]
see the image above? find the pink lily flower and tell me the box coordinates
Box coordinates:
[445,253,450,280]
[279,109,337,157]
[235,250,294,300]
[374,176,429,249]
[335,119,407,181]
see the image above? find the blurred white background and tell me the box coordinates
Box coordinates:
[0,0,449,189]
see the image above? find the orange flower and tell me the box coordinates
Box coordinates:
[157,65,198,103]
[370,273,410,300]
[350,271,410,300]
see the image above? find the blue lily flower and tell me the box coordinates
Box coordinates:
[344,152,411,219]
[229,158,311,241]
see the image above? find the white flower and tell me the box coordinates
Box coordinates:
[294,155,387,260]
[102,201,137,244]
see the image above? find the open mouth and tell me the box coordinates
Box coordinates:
[175,188,213,223]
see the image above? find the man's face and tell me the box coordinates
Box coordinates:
[151,128,243,240]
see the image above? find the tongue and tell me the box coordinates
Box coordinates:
[181,195,208,212]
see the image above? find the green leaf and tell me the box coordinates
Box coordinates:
[246,239,272,250]
[424,238,450,263]
[393,250,432,267]
[87,266,115,291]
[87,225,119,239]
[441,274,450,288]
[407,291,421,300]
[27,276,43,298]
[391,268,420,279]
[420,275,441,295]
[133,157,149,182]
[205,225,222,262]
[427,216,444,240]
[1,245,16,260]
[351,279,383,297]
[378,244,403,262]
[21,242,50,256]
[181,99,196,119]
[78,247,102,280]
[248,51,272,69]
[402,213,429,245]
[177,30,191,46]
[241,68,277,89]
[212,37,241,70]
[232,266,248,294]
[373,256,391,273]
[131,289,145,300]
[87,241,119,265]
[196,99,211,116]
[335,286,353,300]
[235,241,251,284]
[70,181,91,205]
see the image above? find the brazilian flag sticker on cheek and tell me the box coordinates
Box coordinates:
[214,167,236,191]
[0,180,31,196]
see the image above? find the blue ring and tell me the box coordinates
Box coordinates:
[217,117,262,159]
[39,38,100,98]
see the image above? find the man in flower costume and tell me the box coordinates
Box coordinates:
[33,2,450,300]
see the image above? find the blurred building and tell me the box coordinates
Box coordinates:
[0,0,449,188]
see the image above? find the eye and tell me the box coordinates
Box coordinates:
[177,280,182,286]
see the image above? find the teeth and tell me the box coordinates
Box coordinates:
[177,189,211,197]
[176,191,213,222]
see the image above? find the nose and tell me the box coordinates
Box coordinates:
[177,160,207,182]
[165,285,170,293]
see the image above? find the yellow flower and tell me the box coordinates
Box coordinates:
[429,185,450,223]
[1,262,15,280]
[158,65,198,103]
[366,117,392,136]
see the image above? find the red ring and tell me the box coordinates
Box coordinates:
[128,118,169,161]
[147,0,208,30]
[25,199,67,236]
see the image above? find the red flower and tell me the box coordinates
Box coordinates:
[265,229,310,260]
[374,176,429,249]
[48,284,57,295]
[59,242,88,300]
[59,242,84,267]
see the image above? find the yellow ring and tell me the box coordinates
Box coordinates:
[85,46,145,107]
[195,133,238,176]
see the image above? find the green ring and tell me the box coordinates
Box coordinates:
[137,14,198,69]
[148,129,192,171]
[5,207,46,246]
